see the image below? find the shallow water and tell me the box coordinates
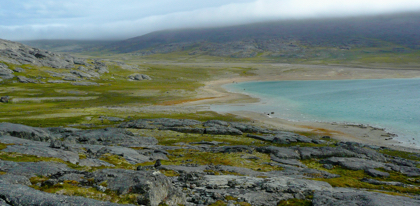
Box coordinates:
[211,78,420,147]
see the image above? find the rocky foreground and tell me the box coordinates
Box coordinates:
[0,118,420,206]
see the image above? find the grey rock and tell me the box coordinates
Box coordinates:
[48,127,158,146]
[84,145,151,164]
[0,63,14,79]
[71,82,99,86]
[0,174,32,186]
[164,127,205,134]
[0,39,76,68]
[313,190,420,206]
[2,144,79,164]
[47,80,68,83]
[399,165,420,177]
[17,76,37,83]
[73,58,87,65]
[159,165,207,174]
[0,160,74,178]
[365,169,390,177]
[13,67,25,72]
[361,178,405,187]
[89,169,185,206]
[119,118,202,129]
[71,70,92,78]
[297,146,358,160]
[0,180,127,206]
[323,164,334,170]
[205,126,243,135]
[128,73,152,80]
[57,173,85,182]
[0,123,52,142]
[78,158,115,167]
[97,66,109,74]
[320,157,386,171]
[270,154,306,167]
[257,146,300,159]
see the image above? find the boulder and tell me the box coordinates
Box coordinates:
[0,63,14,79]
[0,123,52,142]
[0,96,10,103]
[128,73,152,81]
[88,169,186,206]
[257,146,301,159]
[17,76,37,83]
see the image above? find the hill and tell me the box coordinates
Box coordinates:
[103,12,420,62]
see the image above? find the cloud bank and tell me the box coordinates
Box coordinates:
[1,0,420,40]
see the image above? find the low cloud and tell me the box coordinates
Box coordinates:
[1,0,420,40]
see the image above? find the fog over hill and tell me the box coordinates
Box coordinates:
[102,12,420,58]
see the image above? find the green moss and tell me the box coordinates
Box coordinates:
[33,181,139,205]
[209,200,227,206]
[277,199,312,206]
[379,149,420,162]
[302,159,420,195]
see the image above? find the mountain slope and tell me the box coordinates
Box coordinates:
[105,12,420,59]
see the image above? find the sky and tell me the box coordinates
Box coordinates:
[1,0,420,41]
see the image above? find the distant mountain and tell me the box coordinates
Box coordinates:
[20,40,117,53]
[104,12,420,59]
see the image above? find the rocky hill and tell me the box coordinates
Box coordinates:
[103,12,420,59]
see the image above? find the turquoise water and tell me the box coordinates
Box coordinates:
[211,78,420,147]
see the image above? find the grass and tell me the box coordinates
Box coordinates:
[379,149,420,162]
[32,180,139,205]
[0,61,256,128]
[301,159,420,195]
[277,199,312,206]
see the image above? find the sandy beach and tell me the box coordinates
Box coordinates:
[181,63,420,152]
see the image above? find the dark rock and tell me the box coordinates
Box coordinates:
[313,190,420,206]
[212,145,252,153]
[365,169,390,177]
[0,96,9,103]
[323,164,334,170]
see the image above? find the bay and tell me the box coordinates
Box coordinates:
[211,78,420,146]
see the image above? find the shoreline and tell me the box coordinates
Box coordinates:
[184,65,420,153]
